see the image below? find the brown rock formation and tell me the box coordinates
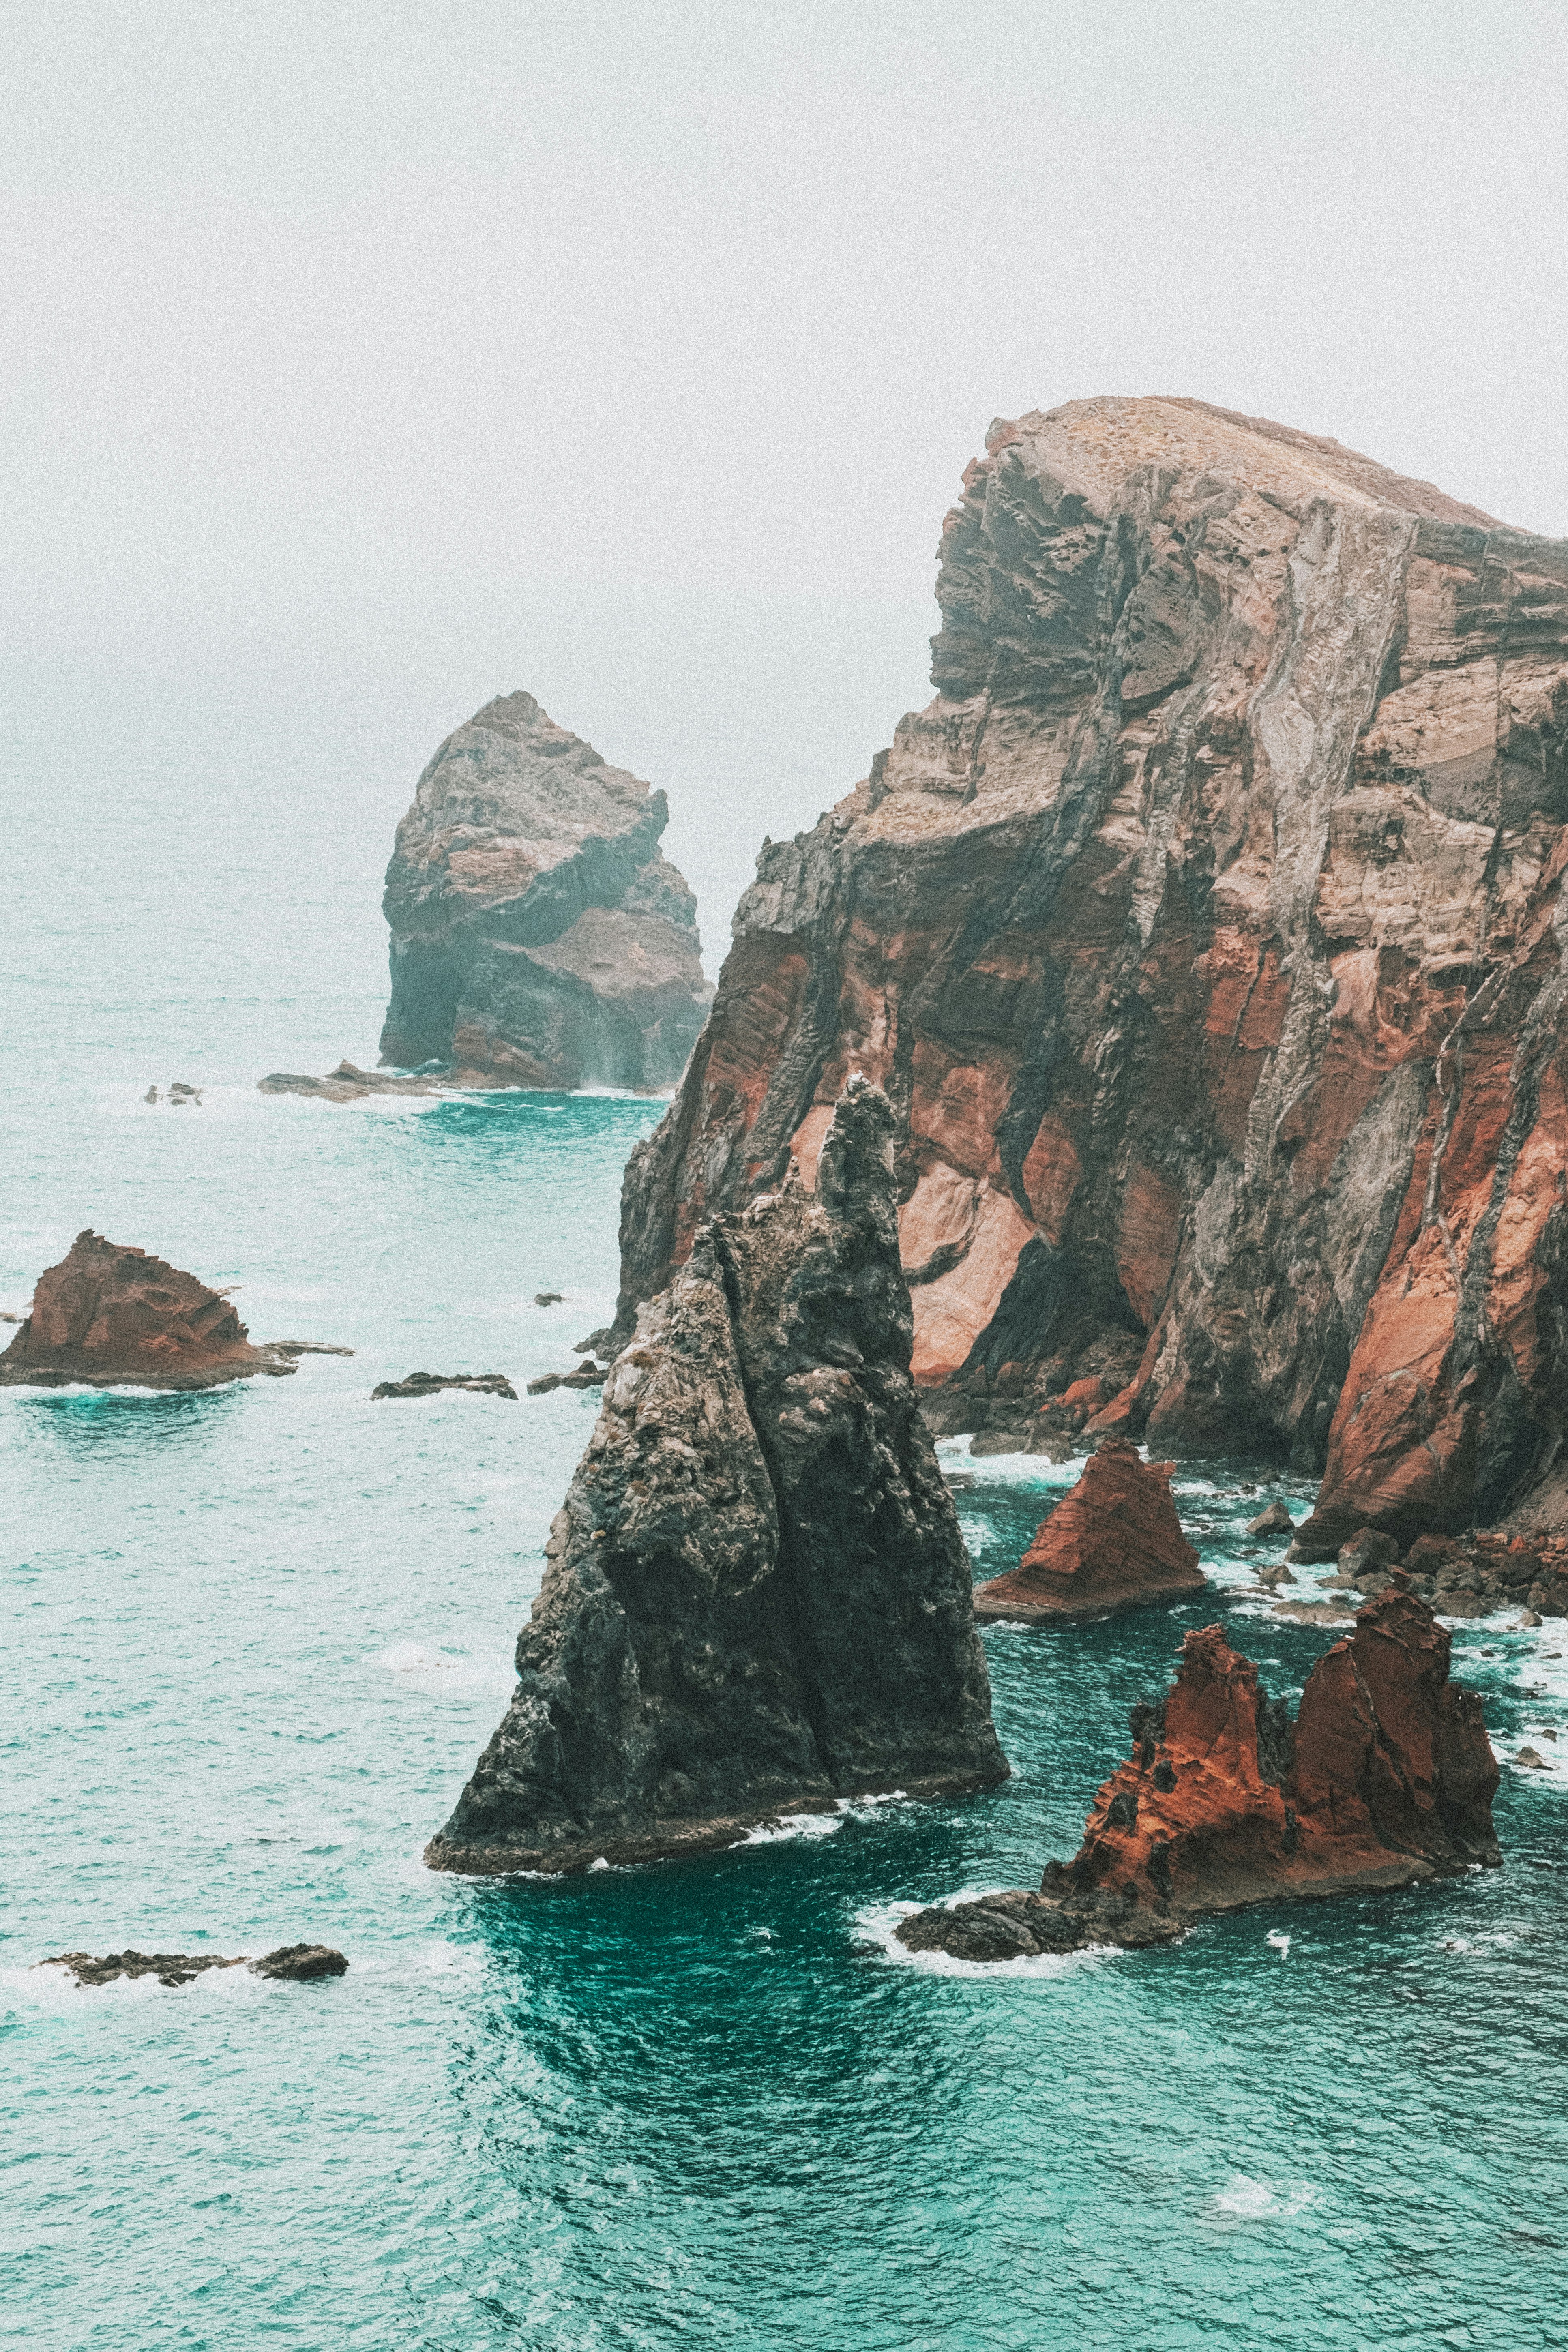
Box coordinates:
[614,395,1568,1539]
[379,691,712,1091]
[971,1436,1205,1617]
[0,1231,294,1391]
[896,1592,1499,1960]
[425,1081,1006,1877]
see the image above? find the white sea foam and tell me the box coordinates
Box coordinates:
[1206,2172,1322,2223]
[737,1791,912,1847]
[1266,1930,1291,1958]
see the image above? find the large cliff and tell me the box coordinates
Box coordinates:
[618,397,1568,1545]
[380,692,711,1091]
[427,1081,1005,1875]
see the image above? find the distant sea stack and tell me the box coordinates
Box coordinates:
[380,692,712,1092]
[616,395,1568,1544]
[897,1593,1500,1962]
[0,1232,294,1391]
[426,1080,1007,1876]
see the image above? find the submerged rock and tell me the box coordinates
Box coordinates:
[379,691,712,1092]
[614,394,1568,1548]
[971,1439,1206,1618]
[897,1593,1499,1960]
[371,1372,519,1400]
[0,1232,296,1392]
[426,1079,1008,1876]
[43,1944,348,1987]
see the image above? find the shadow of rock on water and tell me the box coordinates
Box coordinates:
[11,1383,241,1456]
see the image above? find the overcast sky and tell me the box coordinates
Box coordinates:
[4,0,1566,947]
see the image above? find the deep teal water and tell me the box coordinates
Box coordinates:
[4,738,1568,2349]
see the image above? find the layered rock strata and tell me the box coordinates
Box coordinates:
[426,1079,1007,1876]
[972,1437,1205,1617]
[380,691,711,1091]
[615,396,1568,1541]
[897,1592,1499,1960]
[0,1232,294,1391]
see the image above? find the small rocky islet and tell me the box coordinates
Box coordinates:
[0,1231,305,1391]
[897,1591,1500,1962]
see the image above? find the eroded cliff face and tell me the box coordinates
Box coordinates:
[381,692,711,1092]
[618,397,1568,1539]
[426,1081,1006,1876]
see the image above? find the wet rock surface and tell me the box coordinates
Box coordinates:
[43,1945,349,1987]
[614,393,1568,1544]
[897,1593,1499,1960]
[0,1232,296,1391]
[426,1080,1007,1876]
[371,1372,519,1401]
[972,1438,1206,1617]
[379,690,712,1092]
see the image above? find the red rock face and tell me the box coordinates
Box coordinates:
[1072,1594,1499,1916]
[971,1437,1205,1617]
[0,1231,287,1391]
[617,395,1568,1537]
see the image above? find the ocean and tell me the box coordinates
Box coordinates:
[4,729,1567,2350]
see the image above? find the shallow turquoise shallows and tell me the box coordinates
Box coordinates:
[4,735,1568,2351]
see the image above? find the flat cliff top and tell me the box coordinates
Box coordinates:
[993,395,1510,531]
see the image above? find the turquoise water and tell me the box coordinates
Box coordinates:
[4,739,1568,2349]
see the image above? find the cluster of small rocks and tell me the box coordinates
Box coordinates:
[1248,1511,1568,1623]
[922,1333,1145,1457]
[526,1325,614,1396]
[1319,1528,1568,1623]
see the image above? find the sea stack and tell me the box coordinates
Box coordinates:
[613,395,1568,1544]
[897,1592,1500,1961]
[0,1232,294,1391]
[426,1079,1008,1876]
[971,1438,1206,1617]
[379,691,712,1091]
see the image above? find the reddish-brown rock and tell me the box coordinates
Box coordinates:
[970,1436,1205,1618]
[0,1231,294,1391]
[615,395,1568,1539]
[895,1592,1499,1960]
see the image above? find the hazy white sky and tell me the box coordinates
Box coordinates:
[5,0,1566,946]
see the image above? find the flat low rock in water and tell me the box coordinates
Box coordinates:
[371,1372,518,1400]
[43,1944,349,1987]
[259,1060,453,1102]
